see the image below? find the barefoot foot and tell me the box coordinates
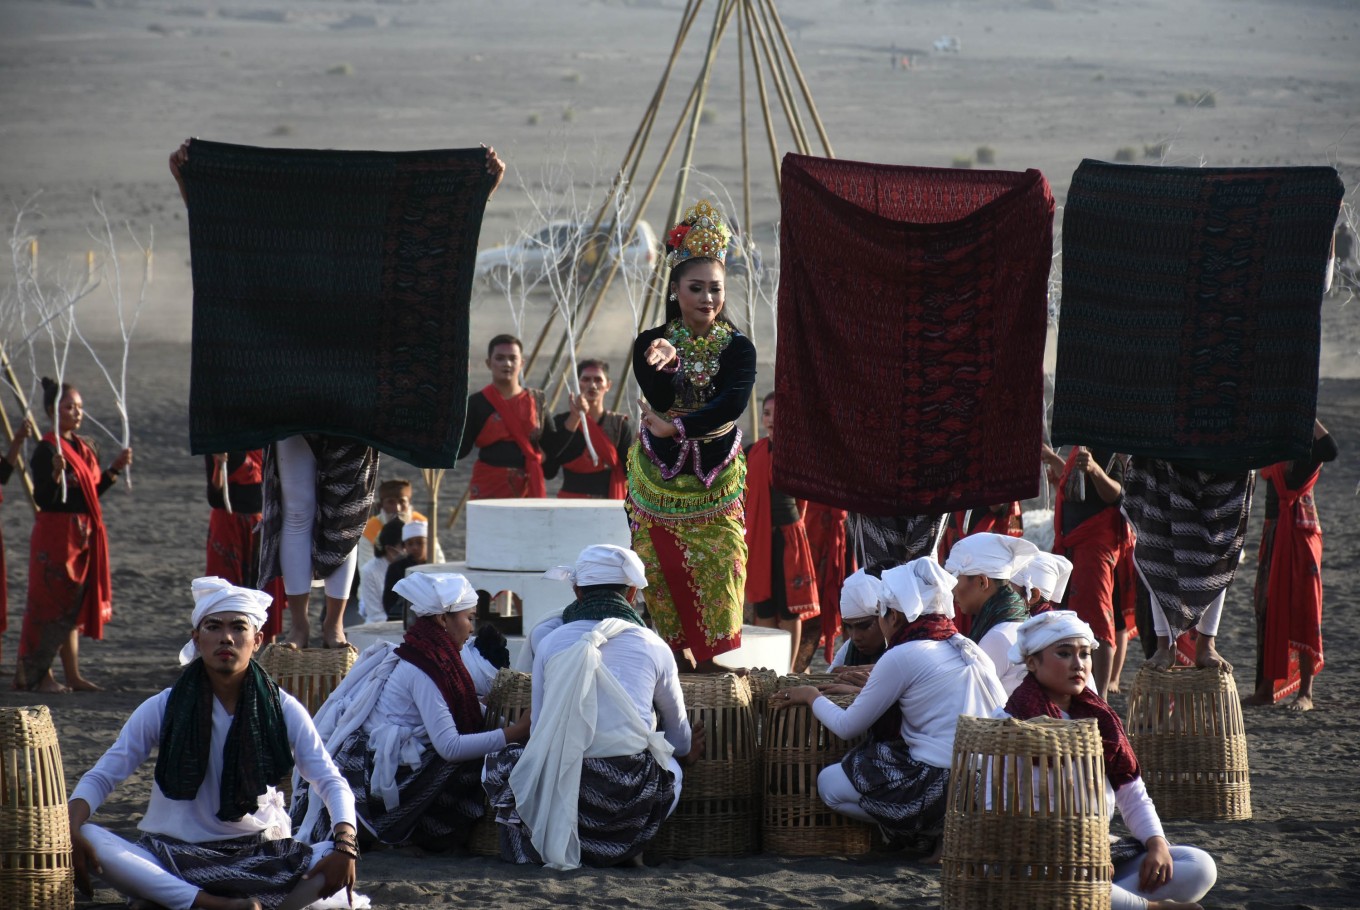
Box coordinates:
[1194,637,1232,672]
[1144,646,1175,671]
[1241,690,1275,707]
[67,676,102,692]
[1286,694,1314,713]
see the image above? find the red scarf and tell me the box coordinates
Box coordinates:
[1005,672,1141,790]
[561,412,626,499]
[1259,461,1324,685]
[42,432,112,628]
[228,450,264,486]
[1052,448,1128,554]
[479,384,546,497]
[743,437,819,617]
[870,612,958,741]
[395,616,484,734]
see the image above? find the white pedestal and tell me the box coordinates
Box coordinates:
[713,625,792,676]
[466,498,631,571]
[346,619,527,667]
[408,561,569,632]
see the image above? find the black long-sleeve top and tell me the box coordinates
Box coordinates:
[632,322,756,484]
[29,437,115,513]
[203,452,264,515]
[1264,432,1338,519]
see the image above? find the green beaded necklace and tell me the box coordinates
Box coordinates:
[666,319,732,391]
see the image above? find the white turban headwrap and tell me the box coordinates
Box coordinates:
[880,558,958,622]
[179,576,273,665]
[543,544,649,590]
[401,520,429,542]
[839,569,883,622]
[944,532,1040,581]
[1011,552,1074,603]
[393,572,479,617]
[1007,609,1099,665]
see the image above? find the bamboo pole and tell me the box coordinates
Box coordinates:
[738,1,759,436]
[760,0,836,157]
[741,0,784,186]
[748,0,810,155]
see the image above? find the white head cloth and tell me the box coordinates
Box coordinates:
[542,544,649,589]
[880,558,958,622]
[1011,552,1074,603]
[839,569,883,622]
[401,520,429,542]
[1007,609,1099,665]
[944,532,1041,581]
[179,576,273,665]
[393,572,478,617]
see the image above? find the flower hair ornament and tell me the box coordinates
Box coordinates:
[665,199,731,268]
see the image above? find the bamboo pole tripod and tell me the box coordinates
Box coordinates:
[451,0,832,530]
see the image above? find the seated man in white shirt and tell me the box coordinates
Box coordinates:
[67,577,359,910]
[483,544,704,870]
[946,532,1042,695]
[828,567,890,688]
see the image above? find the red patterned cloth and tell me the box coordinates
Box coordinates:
[396,615,484,734]
[1258,461,1324,696]
[774,154,1053,514]
[1006,672,1141,791]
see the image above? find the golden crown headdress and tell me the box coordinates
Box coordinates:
[665,199,731,268]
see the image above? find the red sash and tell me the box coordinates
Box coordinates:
[35,434,112,635]
[1260,462,1324,685]
[227,450,264,487]
[560,412,626,499]
[1052,448,1129,555]
[743,438,819,617]
[478,385,545,497]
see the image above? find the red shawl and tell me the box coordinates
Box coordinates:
[1259,461,1324,685]
[1051,448,1128,554]
[478,385,545,497]
[871,612,958,741]
[744,437,819,617]
[36,433,112,635]
[805,501,848,662]
[1006,672,1141,791]
[560,412,626,499]
[395,615,484,734]
[228,450,264,487]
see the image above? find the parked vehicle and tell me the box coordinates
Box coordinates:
[476,219,659,286]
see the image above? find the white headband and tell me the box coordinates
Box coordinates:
[944,532,1040,581]
[393,572,479,617]
[1011,552,1074,603]
[1007,609,1099,665]
[880,558,957,622]
[179,576,273,665]
[543,544,649,589]
[839,569,883,622]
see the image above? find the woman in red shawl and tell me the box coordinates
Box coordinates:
[13,379,131,692]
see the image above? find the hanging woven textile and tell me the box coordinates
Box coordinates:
[183,139,496,467]
[1052,159,1343,471]
[775,153,1053,515]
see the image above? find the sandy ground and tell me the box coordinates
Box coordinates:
[2,0,1359,906]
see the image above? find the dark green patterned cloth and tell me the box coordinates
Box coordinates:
[1053,160,1343,471]
[183,139,495,467]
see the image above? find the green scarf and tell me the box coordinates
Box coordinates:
[154,658,294,822]
[562,588,646,628]
[967,583,1031,645]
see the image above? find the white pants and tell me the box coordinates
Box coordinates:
[1149,588,1225,638]
[82,823,333,910]
[817,764,876,823]
[277,435,357,600]
[1112,844,1217,910]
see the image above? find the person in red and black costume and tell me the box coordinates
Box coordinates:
[544,359,633,500]
[1244,419,1338,712]
[458,335,555,499]
[204,450,286,641]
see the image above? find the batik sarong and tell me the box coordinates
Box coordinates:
[841,738,950,842]
[136,831,312,910]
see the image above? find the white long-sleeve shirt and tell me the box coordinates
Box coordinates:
[812,635,1006,769]
[978,622,1027,695]
[364,659,507,764]
[533,619,692,758]
[71,687,356,843]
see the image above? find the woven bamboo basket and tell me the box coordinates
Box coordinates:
[762,676,872,856]
[941,716,1112,910]
[646,673,760,860]
[257,644,357,716]
[1,706,74,910]
[1126,665,1251,821]
[468,669,534,857]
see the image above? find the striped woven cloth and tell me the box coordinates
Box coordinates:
[183,139,495,467]
[1052,160,1343,471]
[775,154,1054,515]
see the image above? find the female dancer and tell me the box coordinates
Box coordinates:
[14,379,131,692]
[627,200,755,672]
[1003,610,1217,909]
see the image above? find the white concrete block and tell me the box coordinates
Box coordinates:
[465,498,632,571]
[713,625,792,676]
